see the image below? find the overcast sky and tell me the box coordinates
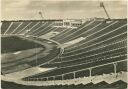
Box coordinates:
[1,0,127,20]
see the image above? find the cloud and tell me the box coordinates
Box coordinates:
[1,0,127,20]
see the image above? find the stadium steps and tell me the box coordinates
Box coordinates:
[64,19,126,51]
[1,67,54,80]
[6,72,127,87]
[25,59,127,78]
[17,22,42,35]
[32,22,54,36]
[50,20,127,62]
[60,40,126,60]
[57,21,101,44]
[4,22,22,34]
[1,19,127,88]
[1,21,12,34]
[39,27,70,39]
[50,28,73,40]
[1,80,127,89]
[41,51,126,68]
[61,37,86,48]
[52,38,126,63]
[26,22,52,36]
[51,20,92,42]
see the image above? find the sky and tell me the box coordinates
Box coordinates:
[1,0,127,20]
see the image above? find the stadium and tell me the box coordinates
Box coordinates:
[1,0,127,89]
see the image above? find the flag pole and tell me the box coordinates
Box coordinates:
[39,11,44,19]
[100,2,111,20]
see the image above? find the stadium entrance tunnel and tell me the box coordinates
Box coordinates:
[1,35,62,74]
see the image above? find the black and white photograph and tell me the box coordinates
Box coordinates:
[1,0,127,89]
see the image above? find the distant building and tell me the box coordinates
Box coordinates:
[53,19,87,28]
